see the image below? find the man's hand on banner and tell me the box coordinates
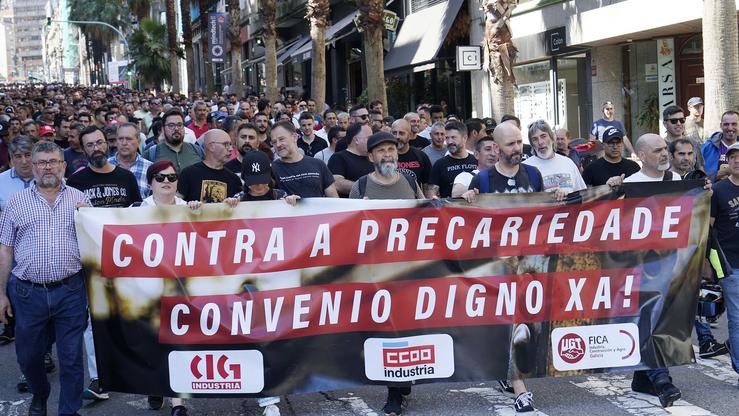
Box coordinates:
[187,200,202,211]
[285,195,300,206]
[606,174,625,189]
[224,197,240,208]
[552,187,568,201]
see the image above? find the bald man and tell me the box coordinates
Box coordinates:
[177,129,243,202]
[404,112,431,148]
[623,133,678,182]
[392,118,432,189]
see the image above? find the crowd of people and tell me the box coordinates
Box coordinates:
[0,83,735,416]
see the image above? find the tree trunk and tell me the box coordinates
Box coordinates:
[228,0,243,97]
[703,0,739,135]
[198,0,215,94]
[166,0,180,93]
[307,0,329,113]
[483,0,518,121]
[261,0,278,103]
[357,0,387,111]
[180,0,196,94]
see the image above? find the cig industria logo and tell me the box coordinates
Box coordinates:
[364,334,454,382]
[168,350,264,394]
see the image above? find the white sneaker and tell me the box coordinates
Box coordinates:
[263,404,280,416]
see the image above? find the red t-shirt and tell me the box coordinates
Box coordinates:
[187,121,209,139]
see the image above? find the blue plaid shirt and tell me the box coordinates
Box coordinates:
[0,183,90,283]
[108,154,153,199]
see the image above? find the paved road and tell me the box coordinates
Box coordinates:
[0,321,736,416]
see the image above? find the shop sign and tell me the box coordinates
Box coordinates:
[545,27,568,56]
[657,38,676,136]
[456,46,483,71]
[383,10,400,32]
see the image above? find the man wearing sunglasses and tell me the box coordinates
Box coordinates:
[663,105,704,171]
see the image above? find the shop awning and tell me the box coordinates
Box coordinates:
[290,12,358,61]
[278,35,310,65]
[244,38,304,67]
[384,0,464,72]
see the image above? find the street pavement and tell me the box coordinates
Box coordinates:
[0,320,736,416]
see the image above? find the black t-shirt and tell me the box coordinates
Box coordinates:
[327,150,374,196]
[409,135,430,149]
[469,165,544,193]
[66,166,142,207]
[242,188,287,201]
[224,158,242,176]
[177,162,242,202]
[297,136,328,157]
[711,179,739,267]
[582,157,641,186]
[397,146,432,185]
[272,156,335,197]
[429,154,478,197]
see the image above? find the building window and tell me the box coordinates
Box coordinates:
[410,0,446,14]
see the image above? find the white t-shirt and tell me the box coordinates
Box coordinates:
[523,154,586,192]
[623,170,680,183]
[454,169,480,189]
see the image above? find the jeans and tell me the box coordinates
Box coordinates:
[695,320,714,346]
[9,272,87,416]
[720,269,739,374]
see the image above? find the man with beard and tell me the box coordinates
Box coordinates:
[146,109,203,172]
[427,120,478,198]
[108,122,153,199]
[270,121,339,198]
[451,135,497,197]
[702,110,738,178]
[328,123,373,197]
[662,105,704,171]
[178,129,242,203]
[22,120,39,141]
[349,104,370,126]
[53,116,72,149]
[348,131,423,415]
[392,119,432,190]
[187,100,210,139]
[64,123,88,177]
[0,141,91,416]
[523,119,585,193]
[254,112,271,143]
[404,112,431,148]
[225,123,274,175]
[422,122,446,165]
[582,127,640,186]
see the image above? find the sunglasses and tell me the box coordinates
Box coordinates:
[666,118,686,125]
[153,173,178,183]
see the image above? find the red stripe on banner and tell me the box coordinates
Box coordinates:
[101,196,691,278]
[158,268,641,344]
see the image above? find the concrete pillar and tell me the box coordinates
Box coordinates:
[590,46,624,127]
[468,1,492,119]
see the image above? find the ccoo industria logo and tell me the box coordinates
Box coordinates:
[168,350,264,394]
[364,334,454,382]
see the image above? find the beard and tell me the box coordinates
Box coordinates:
[37,174,61,189]
[502,152,522,165]
[534,145,554,159]
[239,143,254,156]
[165,132,183,146]
[657,161,671,171]
[376,159,397,177]
[89,151,107,168]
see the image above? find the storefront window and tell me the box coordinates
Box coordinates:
[626,40,659,140]
[556,55,589,139]
[514,61,561,141]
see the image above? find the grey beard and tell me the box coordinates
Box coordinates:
[378,161,397,177]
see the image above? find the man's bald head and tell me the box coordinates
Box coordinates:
[492,122,524,166]
[492,122,521,144]
[634,133,663,154]
[203,128,230,146]
[392,119,411,135]
[634,133,670,172]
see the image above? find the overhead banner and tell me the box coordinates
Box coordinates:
[76,182,709,398]
[208,13,227,63]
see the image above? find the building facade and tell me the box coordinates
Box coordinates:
[12,0,48,81]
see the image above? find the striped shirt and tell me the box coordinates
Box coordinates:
[0,183,89,283]
[108,153,153,199]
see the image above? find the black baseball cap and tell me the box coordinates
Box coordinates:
[367,132,397,152]
[241,151,272,186]
[601,126,624,142]
[0,121,8,137]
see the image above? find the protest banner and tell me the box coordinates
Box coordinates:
[75,182,709,397]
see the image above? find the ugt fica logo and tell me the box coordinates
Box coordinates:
[364,334,454,382]
[168,350,264,394]
[558,333,586,364]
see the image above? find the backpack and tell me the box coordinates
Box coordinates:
[357,173,418,198]
[147,142,204,161]
[478,164,542,193]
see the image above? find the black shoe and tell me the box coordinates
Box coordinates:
[699,340,729,359]
[83,379,110,400]
[654,380,681,408]
[382,391,405,415]
[43,353,55,373]
[171,406,188,416]
[498,380,515,394]
[630,370,655,395]
[514,391,535,413]
[0,326,14,344]
[28,394,47,416]
[148,395,164,410]
[17,375,29,393]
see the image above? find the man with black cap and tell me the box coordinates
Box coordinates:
[582,126,640,186]
[349,132,424,199]
[685,97,704,141]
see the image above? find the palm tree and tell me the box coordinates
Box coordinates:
[128,18,175,89]
[356,0,387,111]
[227,0,244,97]
[703,0,739,134]
[482,0,518,121]
[198,0,216,94]
[180,0,196,94]
[128,0,151,21]
[165,0,181,93]
[260,0,278,103]
[306,0,330,112]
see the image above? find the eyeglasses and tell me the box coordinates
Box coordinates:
[666,118,686,125]
[165,123,184,130]
[153,173,178,183]
[83,140,106,150]
[33,159,62,168]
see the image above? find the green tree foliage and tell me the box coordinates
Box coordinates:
[67,0,130,43]
[129,18,182,89]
